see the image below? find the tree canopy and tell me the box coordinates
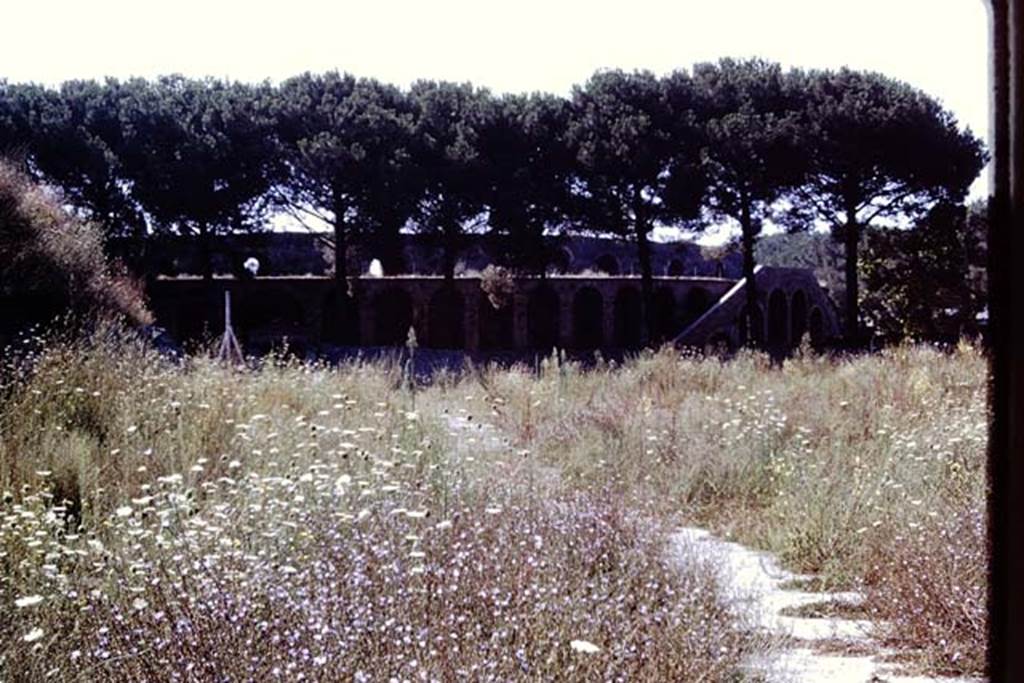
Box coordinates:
[477,92,575,274]
[691,59,806,346]
[408,80,493,280]
[567,69,705,342]
[113,77,280,278]
[790,68,988,343]
[0,62,989,347]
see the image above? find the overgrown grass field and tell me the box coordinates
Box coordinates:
[0,331,988,679]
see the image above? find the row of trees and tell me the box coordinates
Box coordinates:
[0,60,987,345]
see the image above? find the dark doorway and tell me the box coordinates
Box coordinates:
[809,307,825,348]
[427,286,465,349]
[595,254,620,275]
[322,288,359,345]
[791,290,808,347]
[527,285,560,349]
[572,287,604,348]
[682,287,711,328]
[767,289,788,349]
[479,296,515,350]
[652,287,676,342]
[614,287,642,349]
[374,288,414,346]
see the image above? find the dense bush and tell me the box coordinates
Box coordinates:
[0,162,150,343]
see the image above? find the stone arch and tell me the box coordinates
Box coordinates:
[739,303,765,347]
[809,307,826,347]
[595,254,620,275]
[667,259,685,276]
[682,287,711,327]
[373,287,414,346]
[237,288,305,330]
[767,289,789,349]
[572,286,604,348]
[613,286,643,349]
[652,287,677,342]
[175,292,212,343]
[791,290,808,346]
[321,288,360,345]
[426,286,465,349]
[527,284,560,349]
[549,247,573,274]
[478,296,514,350]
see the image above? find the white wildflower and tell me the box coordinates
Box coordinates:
[570,639,601,654]
[15,595,43,608]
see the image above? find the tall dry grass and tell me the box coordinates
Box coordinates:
[0,330,755,680]
[469,343,988,676]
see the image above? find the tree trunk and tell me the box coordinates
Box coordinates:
[378,221,405,275]
[333,192,349,288]
[198,220,213,282]
[843,196,860,346]
[632,189,655,346]
[442,221,457,282]
[329,191,352,344]
[740,199,759,347]
[635,219,654,346]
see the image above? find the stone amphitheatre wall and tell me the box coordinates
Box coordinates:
[149,269,838,354]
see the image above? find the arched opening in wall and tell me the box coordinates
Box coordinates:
[527,285,560,349]
[373,287,414,346]
[682,287,711,327]
[427,286,465,349]
[595,254,620,275]
[572,287,604,348]
[176,292,212,344]
[739,303,765,347]
[548,247,572,274]
[791,290,808,347]
[809,307,825,348]
[667,259,685,276]
[613,286,642,349]
[321,288,360,345]
[237,288,306,340]
[767,289,789,349]
[478,296,514,350]
[652,287,676,342]
[377,244,409,275]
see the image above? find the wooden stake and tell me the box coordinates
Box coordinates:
[217,290,244,365]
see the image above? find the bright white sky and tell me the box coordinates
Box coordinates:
[2,0,992,240]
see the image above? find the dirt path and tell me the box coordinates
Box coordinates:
[440,410,983,682]
[672,528,984,683]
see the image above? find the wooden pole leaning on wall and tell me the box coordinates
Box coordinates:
[216,289,244,365]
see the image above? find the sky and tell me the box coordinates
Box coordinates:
[1,0,993,240]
